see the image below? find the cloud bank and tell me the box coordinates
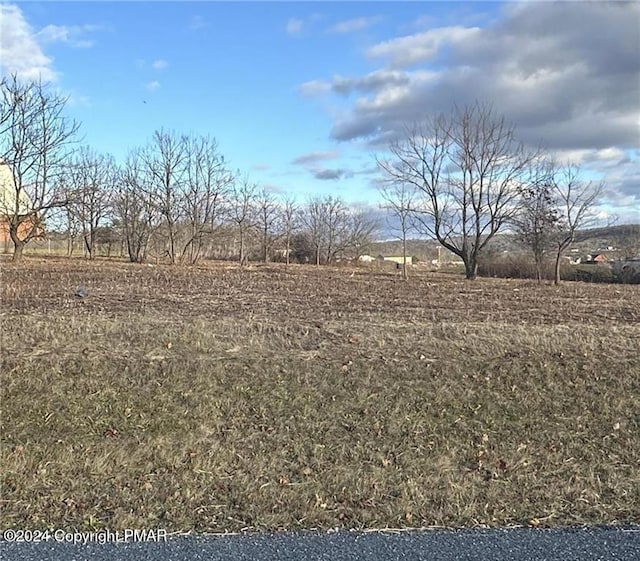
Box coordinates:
[302,2,640,215]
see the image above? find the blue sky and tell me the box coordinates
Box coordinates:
[2,1,639,220]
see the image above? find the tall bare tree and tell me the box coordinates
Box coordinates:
[281,195,299,265]
[229,175,257,266]
[511,160,558,283]
[142,129,188,264]
[181,135,231,264]
[255,188,281,263]
[302,195,378,265]
[379,180,416,280]
[303,196,327,266]
[114,150,157,263]
[340,208,379,262]
[63,201,81,256]
[323,195,349,264]
[551,164,604,285]
[67,147,116,259]
[378,102,537,279]
[0,75,80,260]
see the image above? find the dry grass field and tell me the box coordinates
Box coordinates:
[1,257,639,532]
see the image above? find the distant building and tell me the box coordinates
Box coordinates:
[589,253,610,263]
[358,254,376,263]
[0,160,42,250]
[382,255,415,265]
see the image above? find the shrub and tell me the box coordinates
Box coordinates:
[477,254,626,284]
[613,265,640,285]
[477,254,556,280]
[563,265,616,284]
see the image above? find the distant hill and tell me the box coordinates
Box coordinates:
[369,224,640,260]
[573,224,640,246]
[368,239,440,261]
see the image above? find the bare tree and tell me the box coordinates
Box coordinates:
[181,135,231,264]
[618,224,640,260]
[281,195,299,265]
[323,195,349,264]
[302,195,378,265]
[63,200,81,256]
[551,164,604,285]
[255,188,281,263]
[114,150,157,263]
[142,129,188,264]
[229,175,257,266]
[511,160,558,283]
[67,147,116,259]
[340,208,379,262]
[302,196,331,266]
[379,180,417,279]
[0,75,80,260]
[378,102,537,279]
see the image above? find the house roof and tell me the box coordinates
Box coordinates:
[0,161,32,216]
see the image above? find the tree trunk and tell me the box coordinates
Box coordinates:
[239,230,245,266]
[263,230,268,263]
[285,233,291,266]
[554,250,562,285]
[10,225,25,262]
[12,240,25,261]
[402,234,408,280]
[315,246,320,266]
[84,234,94,260]
[168,232,176,265]
[464,258,478,280]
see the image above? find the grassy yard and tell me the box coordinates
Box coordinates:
[1,257,639,532]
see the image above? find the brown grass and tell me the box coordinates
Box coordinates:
[1,256,639,532]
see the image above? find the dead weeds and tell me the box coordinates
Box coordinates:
[1,257,639,531]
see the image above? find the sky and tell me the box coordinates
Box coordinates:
[1,1,639,223]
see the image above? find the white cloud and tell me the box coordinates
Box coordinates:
[146,81,161,92]
[286,18,303,36]
[331,69,438,96]
[355,85,413,112]
[329,16,382,34]
[311,3,638,153]
[299,80,331,97]
[152,59,168,70]
[37,24,100,48]
[302,2,640,217]
[0,4,57,82]
[551,147,630,170]
[367,26,481,67]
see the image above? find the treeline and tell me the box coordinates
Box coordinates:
[61,132,377,265]
[3,75,624,284]
[0,77,377,265]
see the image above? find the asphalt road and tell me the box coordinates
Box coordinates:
[1,526,639,561]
